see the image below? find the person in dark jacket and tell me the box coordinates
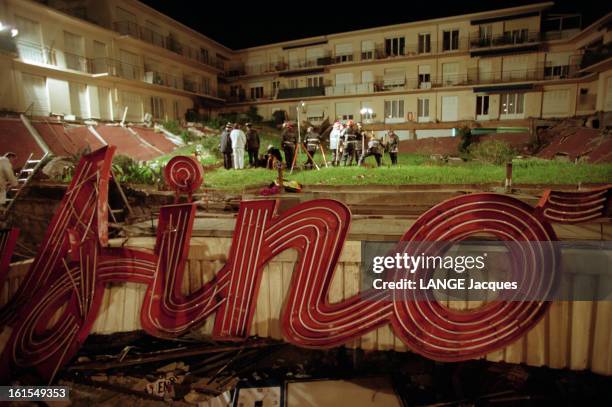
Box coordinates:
[219,122,233,170]
[281,122,297,169]
[245,123,260,167]
[304,126,320,169]
[386,130,400,165]
[358,134,383,167]
[341,120,358,166]
[355,123,365,163]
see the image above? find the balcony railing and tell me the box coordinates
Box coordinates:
[277,86,326,99]
[469,31,541,49]
[93,58,218,97]
[112,20,222,70]
[226,39,473,78]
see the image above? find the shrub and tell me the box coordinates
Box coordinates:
[468,140,516,165]
[272,110,287,126]
[245,106,263,123]
[161,120,182,135]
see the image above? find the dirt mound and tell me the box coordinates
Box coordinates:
[399,133,531,156]
[537,124,611,163]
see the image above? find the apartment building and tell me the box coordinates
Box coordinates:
[0,0,230,123]
[0,0,610,134]
[223,2,612,134]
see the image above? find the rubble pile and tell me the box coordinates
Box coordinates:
[536,123,612,163]
[44,333,612,406]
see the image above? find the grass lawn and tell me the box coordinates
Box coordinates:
[204,158,612,191]
[148,129,612,191]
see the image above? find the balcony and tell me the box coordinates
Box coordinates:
[580,43,612,70]
[277,86,325,99]
[325,83,375,96]
[94,58,219,98]
[112,20,221,70]
[469,31,541,49]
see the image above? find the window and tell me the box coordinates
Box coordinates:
[500,93,524,116]
[544,65,569,79]
[15,15,45,64]
[69,82,89,118]
[479,25,492,40]
[64,31,85,71]
[418,65,431,88]
[230,85,240,97]
[173,100,180,120]
[384,99,404,119]
[505,29,529,44]
[289,79,299,88]
[98,86,112,120]
[476,95,489,117]
[417,98,429,121]
[361,40,375,60]
[334,43,353,63]
[443,29,460,51]
[250,86,264,99]
[385,37,405,57]
[307,76,323,87]
[418,33,431,54]
[202,77,211,94]
[200,48,209,64]
[272,80,280,94]
[119,49,140,80]
[418,73,431,86]
[150,96,165,119]
[143,20,163,47]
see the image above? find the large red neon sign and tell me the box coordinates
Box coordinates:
[0,147,608,382]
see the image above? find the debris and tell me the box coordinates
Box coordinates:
[42,157,74,179]
[90,373,108,382]
[156,361,189,373]
[447,157,464,165]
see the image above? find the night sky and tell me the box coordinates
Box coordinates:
[140,0,610,49]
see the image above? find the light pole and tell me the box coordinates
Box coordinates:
[290,101,307,173]
[296,100,306,146]
[360,107,373,123]
[360,107,374,152]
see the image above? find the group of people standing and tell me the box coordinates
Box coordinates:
[219,122,260,170]
[218,120,400,171]
[329,120,400,167]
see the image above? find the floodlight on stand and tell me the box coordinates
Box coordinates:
[11,28,18,38]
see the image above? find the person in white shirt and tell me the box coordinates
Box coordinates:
[229,123,247,170]
[329,121,342,167]
[0,152,18,205]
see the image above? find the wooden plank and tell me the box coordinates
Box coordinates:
[268,262,286,340]
[122,283,139,332]
[189,259,202,294]
[91,286,113,334]
[548,274,572,369]
[570,275,596,370]
[525,316,547,367]
[591,273,612,375]
[376,325,395,351]
[110,283,127,333]
[343,262,361,349]
[504,335,525,365]
[252,264,271,338]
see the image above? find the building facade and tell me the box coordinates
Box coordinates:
[224,2,612,135]
[0,0,230,123]
[0,0,611,135]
